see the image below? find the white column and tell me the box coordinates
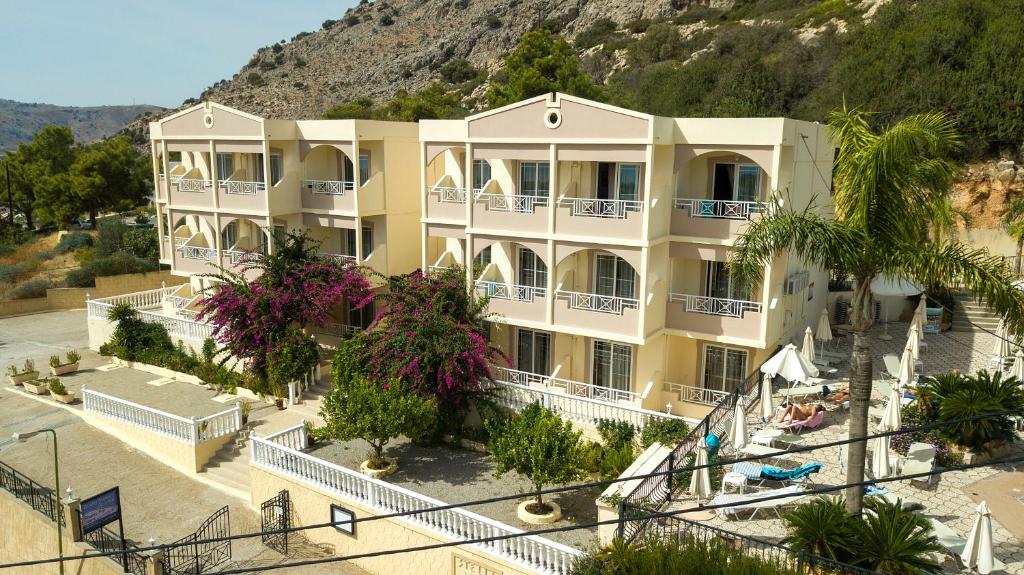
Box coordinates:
[420,141,429,272]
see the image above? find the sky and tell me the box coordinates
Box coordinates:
[0,0,357,108]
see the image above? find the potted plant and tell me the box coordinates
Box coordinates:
[49,351,81,376]
[48,378,75,404]
[7,360,40,385]
[23,376,53,395]
[240,401,252,424]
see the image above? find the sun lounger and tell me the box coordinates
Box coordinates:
[739,443,794,464]
[712,485,809,520]
[730,461,822,487]
[777,381,847,399]
[786,410,825,434]
[928,518,1007,572]
[902,442,936,488]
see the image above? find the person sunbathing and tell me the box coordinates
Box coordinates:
[775,402,823,423]
[825,388,849,402]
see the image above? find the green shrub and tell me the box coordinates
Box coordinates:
[48,378,67,395]
[103,303,175,361]
[640,418,690,448]
[440,58,479,84]
[65,252,157,287]
[95,220,128,257]
[575,17,619,50]
[625,18,651,33]
[596,419,637,449]
[485,15,501,29]
[54,232,93,254]
[8,278,50,299]
[247,72,265,87]
[32,249,54,261]
[122,227,159,260]
[599,443,637,480]
[0,262,31,283]
[914,369,1023,452]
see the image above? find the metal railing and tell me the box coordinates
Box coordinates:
[476,193,549,213]
[88,292,214,342]
[317,321,361,338]
[319,252,357,265]
[250,435,583,574]
[673,198,763,220]
[305,179,354,196]
[177,245,217,261]
[0,460,65,526]
[176,178,210,193]
[664,382,732,406]
[82,521,148,575]
[429,185,466,204]
[474,280,546,302]
[82,387,240,445]
[558,197,642,219]
[219,180,265,195]
[669,293,762,318]
[556,290,639,315]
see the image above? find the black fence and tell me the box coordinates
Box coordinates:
[0,459,65,526]
[81,523,148,575]
[162,505,232,575]
[261,490,290,555]
[645,515,877,575]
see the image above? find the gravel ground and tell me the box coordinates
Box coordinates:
[307,436,602,551]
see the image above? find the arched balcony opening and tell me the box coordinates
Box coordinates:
[672,150,770,231]
[220,217,270,269]
[424,145,468,220]
[473,241,549,309]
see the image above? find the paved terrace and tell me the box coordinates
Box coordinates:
[667,321,1024,574]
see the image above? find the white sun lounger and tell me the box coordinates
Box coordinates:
[928,518,1007,572]
[902,442,936,488]
[712,485,808,520]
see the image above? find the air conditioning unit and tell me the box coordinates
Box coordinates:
[784,271,810,295]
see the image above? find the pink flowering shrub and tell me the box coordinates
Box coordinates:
[197,230,372,383]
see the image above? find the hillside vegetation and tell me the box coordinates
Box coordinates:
[0,99,162,151]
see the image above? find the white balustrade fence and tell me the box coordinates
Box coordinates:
[673,198,763,220]
[556,290,638,315]
[88,297,214,342]
[263,422,309,451]
[178,245,217,261]
[174,237,189,247]
[82,387,240,445]
[319,253,357,265]
[177,178,210,193]
[224,250,261,266]
[491,366,548,388]
[669,293,762,318]
[491,367,639,403]
[477,193,548,213]
[250,436,582,574]
[664,382,732,406]
[475,281,546,302]
[488,380,689,431]
[306,179,354,196]
[558,197,642,219]
[219,180,266,195]
[92,286,178,310]
[430,185,466,204]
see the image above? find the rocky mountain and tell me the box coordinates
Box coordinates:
[0,99,163,151]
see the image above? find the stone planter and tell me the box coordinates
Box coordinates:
[50,390,76,404]
[517,500,562,525]
[22,380,51,395]
[360,458,398,479]
[8,371,40,385]
[50,362,79,376]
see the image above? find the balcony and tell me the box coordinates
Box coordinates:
[493,366,640,403]
[475,280,547,324]
[301,179,356,212]
[671,198,765,239]
[169,178,214,208]
[554,197,643,239]
[472,182,549,233]
[553,290,640,335]
[217,179,267,211]
[665,293,764,341]
[173,239,218,274]
[424,175,466,222]
[319,252,357,265]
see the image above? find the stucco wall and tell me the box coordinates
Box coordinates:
[250,466,545,575]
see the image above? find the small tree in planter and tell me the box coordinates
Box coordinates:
[49,350,81,376]
[487,402,585,524]
[23,376,54,395]
[7,359,39,385]
[320,375,437,478]
[48,378,75,404]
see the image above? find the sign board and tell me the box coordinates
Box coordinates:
[80,487,122,534]
[330,504,355,535]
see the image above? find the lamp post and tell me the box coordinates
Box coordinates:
[13,429,63,575]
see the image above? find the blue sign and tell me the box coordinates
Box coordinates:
[81,487,121,534]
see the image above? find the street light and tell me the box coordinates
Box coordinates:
[13,429,64,575]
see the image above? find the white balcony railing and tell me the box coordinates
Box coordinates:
[319,252,357,265]
[224,250,261,266]
[173,236,189,247]
[673,198,763,220]
[558,197,642,219]
[88,290,214,342]
[176,178,210,193]
[92,286,178,309]
[219,180,266,195]
[556,290,639,315]
[491,366,548,387]
[476,193,548,213]
[669,293,762,318]
[429,185,466,204]
[474,280,546,302]
[549,376,638,403]
[250,435,582,574]
[82,386,240,444]
[664,381,732,406]
[305,179,354,196]
[177,245,217,261]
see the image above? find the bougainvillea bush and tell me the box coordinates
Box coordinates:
[197,230,372,390]
[360,266,507,410]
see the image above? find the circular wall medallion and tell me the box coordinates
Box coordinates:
[544,109,562,129]
[203,113,215,129]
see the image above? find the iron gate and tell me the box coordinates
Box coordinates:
[261,490,290,555]
[161,506,231,574]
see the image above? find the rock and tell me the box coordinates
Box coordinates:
[997,159,1016,171]
[997,169,1017,185]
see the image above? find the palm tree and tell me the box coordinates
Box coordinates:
[781,496,855,560]
[729,107,1024,513]
[852,498,942,574]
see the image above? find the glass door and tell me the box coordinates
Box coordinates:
[594,254,636,299]
[517,329,550,376]
[737,165,760,202]
[519,161,550,198]
[473,160,492,191]
[220,221,238,250]
[702,344,748,392]
[518,248,547,289]
[616,164,640,202]
[593,340,632,392]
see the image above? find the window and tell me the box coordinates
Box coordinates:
[517,329,550,375]
[361,225,372,259]
[617,164,640,202]
[702,344,748,392]
[703,261,748,301]
[474,246,492,266]
[518,248,547,288]
[519,161,549,197]
[270,154,283,186]
[713,163,761,202]
[596,163,641,202]
[221,221,238,250]
[216,153,234,180]
[344,226,373,259]
[594,254,635,299]
[473,160,491,191]
[359,152,370,186]
[349,300,375,330]
[593,340,632,392]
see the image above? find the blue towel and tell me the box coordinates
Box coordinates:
[760,462,823,481]
[864,484,888,496]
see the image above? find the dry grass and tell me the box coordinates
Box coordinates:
[0,232,89,299]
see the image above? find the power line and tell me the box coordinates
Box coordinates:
[0,408,1019,572]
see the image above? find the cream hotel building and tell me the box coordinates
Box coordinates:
[147,93,832,422]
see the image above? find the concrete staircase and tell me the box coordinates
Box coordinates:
[952,292,1001,332]
[198,437,252,501]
